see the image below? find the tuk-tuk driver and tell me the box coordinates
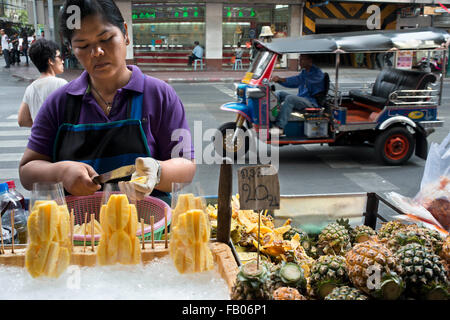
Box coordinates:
[270,54,325,136]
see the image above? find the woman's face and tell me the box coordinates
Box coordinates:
[71,15,128,80]
[52,50,64,74]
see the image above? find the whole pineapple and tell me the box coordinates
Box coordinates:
[272,287,307,300]
[351,225,377,244]
[386,224,443,254]
[377,220,407,240]
[230,260,271,300]
[395,243,449,300]
[317,222,351,255]
[324,286,369,300]
[267,262,307,295]
[309,255,349,299]
[346,241,405,300]
[283,225,309,242]
[441,236,450,265]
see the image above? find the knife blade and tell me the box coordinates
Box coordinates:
[92,165,136,185]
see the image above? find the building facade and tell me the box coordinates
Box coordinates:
[38,0,450,70]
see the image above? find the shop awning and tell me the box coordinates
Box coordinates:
[256,27,450,54]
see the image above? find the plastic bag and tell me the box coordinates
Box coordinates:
[386,133,450,235]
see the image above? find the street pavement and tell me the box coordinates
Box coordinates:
[1,60,449,223]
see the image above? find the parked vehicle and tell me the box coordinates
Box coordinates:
[214,28,449,165]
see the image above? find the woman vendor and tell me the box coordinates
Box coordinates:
[19,0,196,199]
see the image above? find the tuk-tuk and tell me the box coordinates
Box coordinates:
[214,28,449,165]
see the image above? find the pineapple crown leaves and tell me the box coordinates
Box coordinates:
[335,218,353,233]
[396,233,426,247]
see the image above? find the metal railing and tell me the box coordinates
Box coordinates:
[388,89,439,106]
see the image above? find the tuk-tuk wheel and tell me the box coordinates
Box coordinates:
[213,122,250,160]
[374,126,415,165]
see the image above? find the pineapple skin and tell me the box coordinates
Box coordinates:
[266,262,307,296]
[345,241,403,300]
[317,223,351,256]
[230,261,271,300]
[272,287,306,300]
[394,243,449,300]
[309,255,349,299]
[324,286,368,300]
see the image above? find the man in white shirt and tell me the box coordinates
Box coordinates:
[18,38,67,127]
[1,29,11,68]
[188,41,203,66]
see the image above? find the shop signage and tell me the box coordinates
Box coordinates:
[238,165,280,211]
[396,51,413,70]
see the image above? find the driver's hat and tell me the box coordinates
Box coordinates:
[259,26,274,37]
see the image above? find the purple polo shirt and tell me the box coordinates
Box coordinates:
[28,65,194,162]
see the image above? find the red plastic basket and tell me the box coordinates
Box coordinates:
[65,192,171,244]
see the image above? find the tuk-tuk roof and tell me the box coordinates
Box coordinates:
[256,28,450,54]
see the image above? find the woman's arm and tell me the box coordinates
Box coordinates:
[19,148,101,195]
[18,102,33,127]
[155,158,196,193]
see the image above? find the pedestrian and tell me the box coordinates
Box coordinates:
[19,0,195,199]
[11,32,20,65]
[1,29,11,68]
[269,54,325,136]
[31,34,37,45]
[187,41,203,67]
[21,32,29,66]
[17,39,67,127]
[234,42,244,60]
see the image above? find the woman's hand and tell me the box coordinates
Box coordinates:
[58,161,101,196]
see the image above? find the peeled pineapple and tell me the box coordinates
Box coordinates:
[25,201,71,278]
[169,194,214,274]
[97,194,141,265]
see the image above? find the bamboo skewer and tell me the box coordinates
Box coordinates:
[141,218,145,250]
[83,212,88,252]
[0,215,4,254]
[150,216,155,249]
[91,214,95,252]
[164,207,168,249]
[11,209,15,254]
[256,209,262,269]
[70,209,74,252]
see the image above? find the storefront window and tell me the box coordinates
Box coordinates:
[222,4,289,69]
[222,4,289,47]
[132,3,205,50]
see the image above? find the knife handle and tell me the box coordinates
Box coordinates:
[92,176,101,185]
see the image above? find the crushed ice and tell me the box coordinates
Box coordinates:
[0,256,230,300]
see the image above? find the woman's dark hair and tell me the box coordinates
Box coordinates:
[28,38,60,73]
[59,0,126,43]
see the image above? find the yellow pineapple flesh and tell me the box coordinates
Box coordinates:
[169,194,213,274]
[25,201,72,278]
[96,194,142,265]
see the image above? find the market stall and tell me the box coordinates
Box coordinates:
[0,161,448,300]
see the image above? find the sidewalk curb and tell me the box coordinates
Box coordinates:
[5,67,450,84]
[165,77,241,83]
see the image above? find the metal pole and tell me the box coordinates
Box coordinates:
[334,52,340,108]
[32,0,38,36]
[364,193,379,229]
[47,0,54,41]
[438,48,447,107]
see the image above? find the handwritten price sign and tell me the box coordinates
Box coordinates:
[237,165,280,211]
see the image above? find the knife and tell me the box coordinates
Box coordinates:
[92,165,136,185]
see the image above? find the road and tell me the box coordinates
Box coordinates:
[0,69,449,222]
